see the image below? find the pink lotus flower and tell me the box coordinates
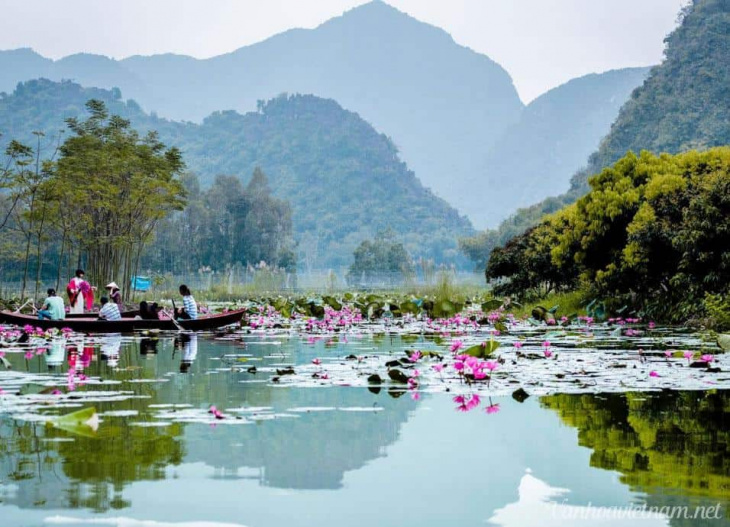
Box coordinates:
[664,350,672,358]
[312,358,321,365]
[449,340,464,353]
[542,341,551,348]
[544,350,553,358]
[485,403,500,414]
[683,351,693,363]
[432,364,445,373]
[649,371,660,377]
[701,354,714,363]
[466,394,481,410]
[454,361,465,372]
[484,361,499,372]
[52,389,62,395]
[513,341,523,349]
[473,370,487,380]
[24,351,34,360]
[409,350,422,362]
[23,324,34,333]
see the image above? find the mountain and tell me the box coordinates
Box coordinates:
[0,78,473,269]
[467,67,651,227]
[465,0,730,263]
[0,1,524,222]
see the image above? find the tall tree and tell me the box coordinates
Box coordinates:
[54,100,186,293]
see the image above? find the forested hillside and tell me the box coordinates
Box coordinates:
[0,1,524,222]
[0,79,473,269]
[470,67,650,227]
[463,0,730,266]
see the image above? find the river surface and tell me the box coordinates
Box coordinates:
[0,331,728,527]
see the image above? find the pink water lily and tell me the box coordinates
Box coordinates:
[449,340,464,353]
[664,350,672,358]
[649,370,660,377]
[683,351,693,363]
[701,354,714,363]
[484,361,499,372]
[485,403,500,414]
[466,394,481,410]
[432,364,445,373]
[544,350,553,359]
[409,350,422,362]
[513,341,523,349]
[542,341,551,348]
[312,358,321,365]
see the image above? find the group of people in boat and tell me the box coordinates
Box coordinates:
[35,268,198,322]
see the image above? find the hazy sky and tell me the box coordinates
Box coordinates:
[0,0,687,102]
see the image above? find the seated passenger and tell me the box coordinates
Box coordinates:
[37,288,66,320]
[98,296,122,321]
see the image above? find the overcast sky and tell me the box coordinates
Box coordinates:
[0,0,687,103]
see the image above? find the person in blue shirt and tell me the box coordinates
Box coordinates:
[98,296,122,321]
[38,289,66,320]
[176,284,198,320]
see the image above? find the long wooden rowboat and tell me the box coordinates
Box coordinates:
[66,310,139,319]
[0,309,245,333]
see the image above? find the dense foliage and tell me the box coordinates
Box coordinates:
[0,80,473,270]
[487,148,730,319]
[144,169,295,276]
[346,230,414,286]
[463,0,730,267]
[0,100,186,298]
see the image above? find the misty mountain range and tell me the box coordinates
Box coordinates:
[0,0,650,231]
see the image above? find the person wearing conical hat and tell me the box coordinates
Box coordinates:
[105,282,123,311]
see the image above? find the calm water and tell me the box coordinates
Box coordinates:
[0,333,728,527]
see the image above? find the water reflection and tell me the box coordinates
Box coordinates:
[0,335,728,526]
[541,391,730,526]
[489,471,670,526]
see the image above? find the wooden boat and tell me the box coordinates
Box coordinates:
[66,310,138,319]
[0,309,245,333]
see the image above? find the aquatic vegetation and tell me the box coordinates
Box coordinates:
[1,304,728,433]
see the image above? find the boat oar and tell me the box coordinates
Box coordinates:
[13,299,34,313]
[162,308,186,332]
